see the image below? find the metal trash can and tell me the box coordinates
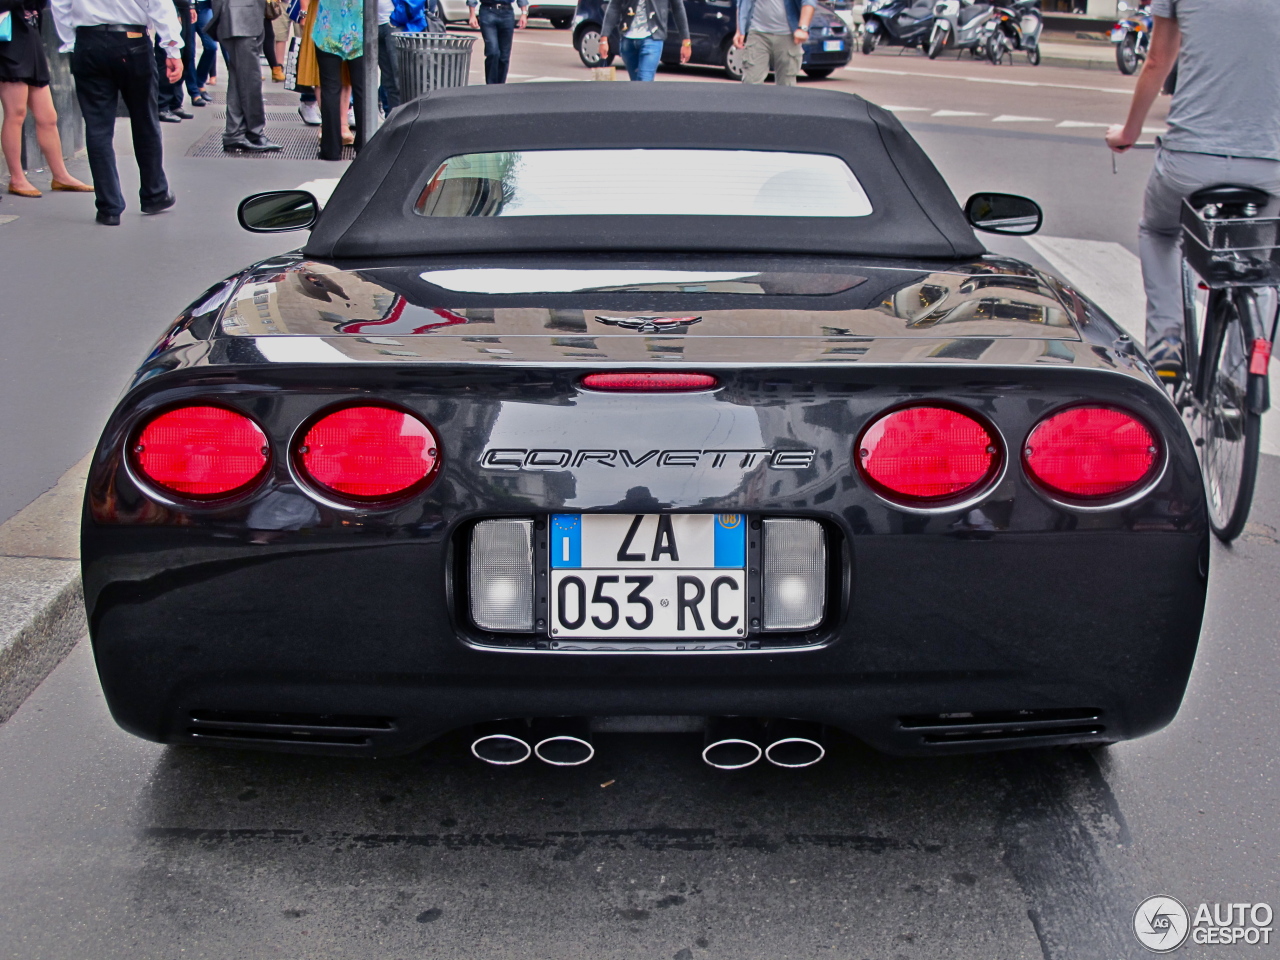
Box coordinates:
[393,33,475,100]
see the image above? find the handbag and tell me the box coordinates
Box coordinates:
[265,0,285,20]
[0,12,12,42]
[283,33,300,90]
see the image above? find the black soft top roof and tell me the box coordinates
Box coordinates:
[303,82,985,261]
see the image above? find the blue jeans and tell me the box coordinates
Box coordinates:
[619,36,663,81]
[478,4,514,84]
[195,1,218,87]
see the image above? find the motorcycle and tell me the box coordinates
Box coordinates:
[927,0,995,59]
[1111,0,1151,75]
[860,0,936,55]
[984,0,1042,65]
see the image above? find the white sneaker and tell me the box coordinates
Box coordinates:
[347,108,356,127]
[298,101,321,126]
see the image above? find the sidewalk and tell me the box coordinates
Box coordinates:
[1039,39,1121,72]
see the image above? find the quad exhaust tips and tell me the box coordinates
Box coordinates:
[702,718,826,770]
[470,718,595,767]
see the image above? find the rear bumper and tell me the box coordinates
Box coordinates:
[86,528,1206,758]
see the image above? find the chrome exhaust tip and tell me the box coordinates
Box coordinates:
[532,718,595,766]
[470,720,532,766]
[702,717,762,770]
[763,720,826,768]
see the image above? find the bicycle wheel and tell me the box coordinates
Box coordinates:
[1199,291,1261,541]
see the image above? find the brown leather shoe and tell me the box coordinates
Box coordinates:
[7,182,42,198]
[51,180,94,193]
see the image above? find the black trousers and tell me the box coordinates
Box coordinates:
[478,4,514,84]
[71,30,169,217]
[154,37,182,111]
[377,21,400,111]
[315,50,365,160]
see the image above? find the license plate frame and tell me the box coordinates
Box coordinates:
[543,514,758,646]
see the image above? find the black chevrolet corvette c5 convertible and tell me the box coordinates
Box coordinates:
[83,83,1208,768]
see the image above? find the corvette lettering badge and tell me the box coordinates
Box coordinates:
[480,448,817,471]
[594,315,702,333]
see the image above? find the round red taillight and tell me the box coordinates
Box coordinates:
[1023,406,1158,499]
[297,405,439,501]
[857,405,999,502]
[581,372,720,393]
[133,405,270,499]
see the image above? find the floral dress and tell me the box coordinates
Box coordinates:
[311,0,363,59]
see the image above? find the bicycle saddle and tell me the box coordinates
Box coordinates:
[1188,185,1272,209]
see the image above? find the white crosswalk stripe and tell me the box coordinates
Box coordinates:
[992,114,1052,123]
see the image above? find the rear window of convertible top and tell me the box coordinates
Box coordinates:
[412,149,874,219]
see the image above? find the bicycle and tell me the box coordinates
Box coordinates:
[1174,185,1280,542]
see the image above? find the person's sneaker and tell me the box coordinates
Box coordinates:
[298,101,321,126]
[141,193,176,215]
[95,211,121,226]
[1146,335,1185,384]
[158,109,182,123]
[271,65,285,82]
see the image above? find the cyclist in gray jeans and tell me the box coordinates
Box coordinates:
[1106,0,1280,380]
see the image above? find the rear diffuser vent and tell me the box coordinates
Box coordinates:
[899,707,1103,745]
[187,710,396,747]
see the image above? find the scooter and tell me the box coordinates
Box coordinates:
[984,0,1042,65]
[927,0,995,59]
[861,0,936,55]
[1110,0,1151,75]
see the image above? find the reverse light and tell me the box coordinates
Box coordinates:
[132,405,270,499]
[762,519,826,631]
[470,519,534,632]
[297,405,439,501]
[1023,406,1158,499]
[856,405,999,503]
[581,372,719,392]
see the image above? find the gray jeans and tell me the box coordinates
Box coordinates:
[741,31,803,85]
[1139,145,1280,348]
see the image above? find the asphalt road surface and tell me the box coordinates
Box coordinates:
[1,36,1276,960]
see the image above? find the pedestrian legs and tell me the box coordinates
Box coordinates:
[741,31,801,85]
[195,1,218,87]
[478,4,514,84]
[72,30,168,216]
[618,36,663,80]
[222,32,268,144]
[378,21,401,111]
[317,51,365,158]
[155,37,182,112]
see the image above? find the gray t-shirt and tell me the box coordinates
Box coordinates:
[1151,0,1280,161]
[749,0,790,34]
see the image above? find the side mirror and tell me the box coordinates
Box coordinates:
[1117,0,1130,11]
[237,190,320,233]
[964,192,1043,235]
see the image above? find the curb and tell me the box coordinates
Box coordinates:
[0,560,84,723]
[0,455,90,725]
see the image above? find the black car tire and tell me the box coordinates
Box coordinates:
[549,14,571,28]
[803,67,834,78]
[722,37,745,80]
[576,24,613,67]
[1115,34,1139,75]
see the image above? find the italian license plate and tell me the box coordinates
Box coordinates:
[823,39,844,51]
[1110,27,1126,41]
[549,514,746,640]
